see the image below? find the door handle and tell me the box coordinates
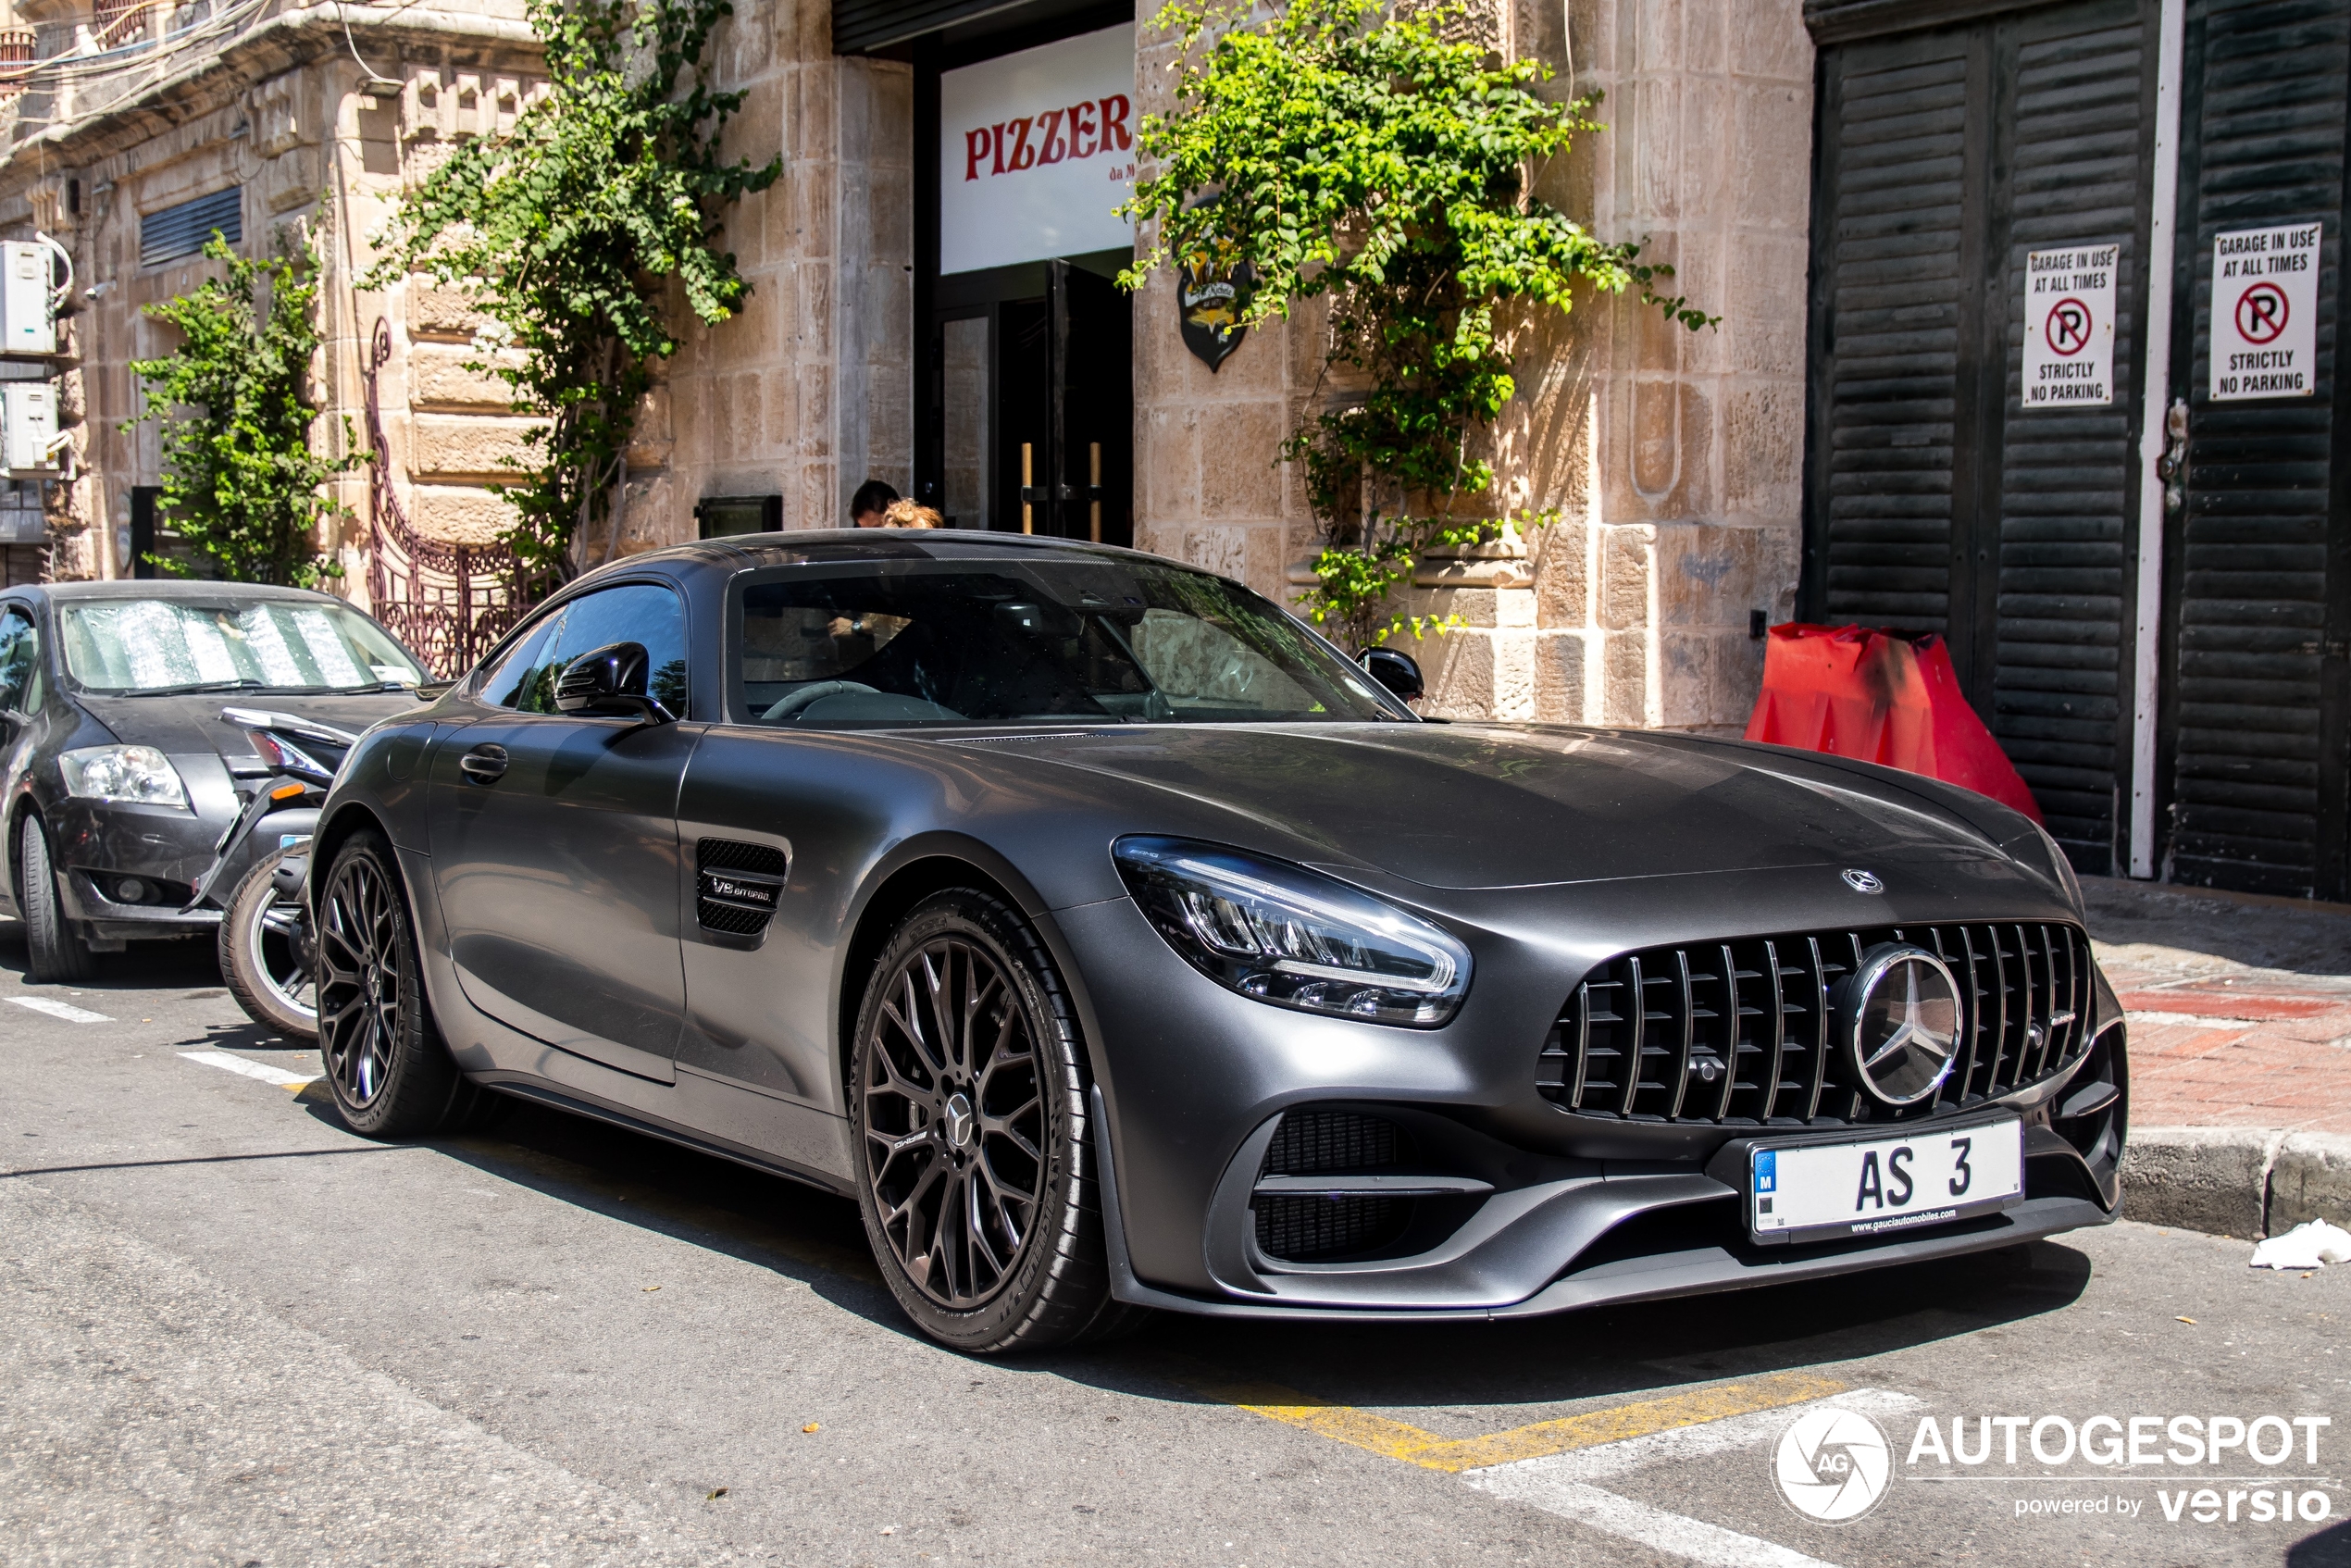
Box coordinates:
[457,743,508,783]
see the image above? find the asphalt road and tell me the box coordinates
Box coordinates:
[3,924,2346,1568]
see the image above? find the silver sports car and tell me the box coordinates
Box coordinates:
[313,531,2128,1352]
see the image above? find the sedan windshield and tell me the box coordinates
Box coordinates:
[738,558,1405,727]
[59,597,426,694]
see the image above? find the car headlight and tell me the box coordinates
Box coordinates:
[1113,836,1471,1027]
[58,744,190,809]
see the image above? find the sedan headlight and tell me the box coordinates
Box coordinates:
[59,744,190,809]
[1113,836,1471,1027]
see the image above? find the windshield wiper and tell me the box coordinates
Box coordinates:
[118,678,268,697]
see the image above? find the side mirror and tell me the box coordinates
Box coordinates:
[555,641,674,724]
[1360,646,1424,703]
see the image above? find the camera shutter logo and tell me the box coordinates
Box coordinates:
[1774,1407,1894,1524]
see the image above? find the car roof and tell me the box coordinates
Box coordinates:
[20,579,348,604]
[603,529,1181,578]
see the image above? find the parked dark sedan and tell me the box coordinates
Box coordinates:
[0,580,430,981]
[313,531,2128,1353]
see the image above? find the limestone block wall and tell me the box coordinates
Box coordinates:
[0,5,549,590]
[655,3,914,542]
[1132,0,1815,733]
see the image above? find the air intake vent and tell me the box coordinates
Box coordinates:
[1538,922,2092,1126]
[1254,1194,1408,1262]
[1252,1110,1413,1262]
[696,838,787,938]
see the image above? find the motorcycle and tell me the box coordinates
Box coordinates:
[191,707,359,1042]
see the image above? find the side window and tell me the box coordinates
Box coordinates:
[477,611,566,713]
[0,607,39,714]
[540,584,690,716]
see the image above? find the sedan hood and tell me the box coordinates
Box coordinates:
[76,689,429,760]
[954,723,2016,890]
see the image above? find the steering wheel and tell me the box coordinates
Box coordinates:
[762,680,879,722]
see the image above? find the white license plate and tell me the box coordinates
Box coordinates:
[1750,1118,2024,1245]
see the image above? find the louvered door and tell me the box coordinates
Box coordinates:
[1805,0,2159,877]
[2160,0,2351,897]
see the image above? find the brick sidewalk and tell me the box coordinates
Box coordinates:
[2083,877,2351,1135]
[2102,968,2351,1134]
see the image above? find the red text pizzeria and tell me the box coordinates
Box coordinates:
[962,96,1133,180]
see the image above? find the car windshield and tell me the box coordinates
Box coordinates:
[736,558,1406,727]
[57,597,426,694]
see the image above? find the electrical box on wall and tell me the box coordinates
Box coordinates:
[2,382,57,472]
[0,242,55,356]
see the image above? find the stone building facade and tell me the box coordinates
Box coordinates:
[0,0,1816,739]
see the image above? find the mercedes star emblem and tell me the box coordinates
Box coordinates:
[1843,868,1884,894]
[1841,943,1963,1106]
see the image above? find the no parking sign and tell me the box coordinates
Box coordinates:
[2023,244,2117,409]
[2211,223,2320,401]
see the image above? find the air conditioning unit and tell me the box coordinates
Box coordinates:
[2,382,56,471]
[0,241,53,356]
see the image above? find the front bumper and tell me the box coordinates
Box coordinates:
[45,794,309,940]
[1062,860,2128,1320]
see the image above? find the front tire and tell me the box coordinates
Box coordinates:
[219,857,317,1042]
[850,889,1138,1353]
[317,829,494,1138]
[17,813,97,984]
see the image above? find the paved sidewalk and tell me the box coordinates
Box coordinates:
[2084,876,2351,1135]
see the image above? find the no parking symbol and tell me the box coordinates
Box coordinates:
[2212,223,2320,401]
[2024,244,2117,409]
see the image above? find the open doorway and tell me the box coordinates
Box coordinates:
[915,14,1136,543]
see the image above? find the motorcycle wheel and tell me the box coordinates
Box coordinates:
[218,857,318,1042]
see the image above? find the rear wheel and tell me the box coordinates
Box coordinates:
[317,829,499,1138]
[850,888,1142,1353]
[219,857,317,1042]
[17,813,97,984]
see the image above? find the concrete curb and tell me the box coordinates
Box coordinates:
[2121,1127,2351,1238]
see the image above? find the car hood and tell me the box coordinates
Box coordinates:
[75,689,429,760]
[952,723,2021,890]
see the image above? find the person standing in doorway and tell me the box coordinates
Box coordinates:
[850,480,901,528]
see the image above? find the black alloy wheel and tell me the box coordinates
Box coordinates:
[850,889,1143,1352]
[317,829,498,1138]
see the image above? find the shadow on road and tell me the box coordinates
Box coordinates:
[298,1083,2093,1421]
[0,918,223,991]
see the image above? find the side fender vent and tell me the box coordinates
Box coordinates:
[696,838,788,938]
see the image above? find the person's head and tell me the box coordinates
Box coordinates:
[881,499,943,529]
[850,479,902,528]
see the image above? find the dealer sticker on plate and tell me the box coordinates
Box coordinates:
[1750,1117,2025,1245]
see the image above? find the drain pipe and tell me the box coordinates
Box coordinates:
[2129,0,2187,879]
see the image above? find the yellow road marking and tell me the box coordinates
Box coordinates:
[1201,1368,1846,1473]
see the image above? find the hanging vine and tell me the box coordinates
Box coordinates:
[366,0,780,592]
[126,229,361,589]
[1120,0,1714,649]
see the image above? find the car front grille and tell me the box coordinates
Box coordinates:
[1537,922,2092,1126]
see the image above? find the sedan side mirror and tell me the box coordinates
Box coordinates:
[555,641,674,724]
[1360,646,1424,703]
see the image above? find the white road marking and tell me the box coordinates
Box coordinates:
[1463,1388,1924,1568]
[11,996,114,1024]
[180,1050,317,1089]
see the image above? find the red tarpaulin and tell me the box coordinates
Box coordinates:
[1743,623,2046,825]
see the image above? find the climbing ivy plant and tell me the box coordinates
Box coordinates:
[367,0,779,592]
[1120,0,1714,649]
[126,230,359,589]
